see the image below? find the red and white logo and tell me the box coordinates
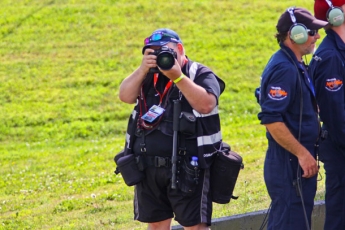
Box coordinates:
[268,86,288,100]
[325,78,343,92]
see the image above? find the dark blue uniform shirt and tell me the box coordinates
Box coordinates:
[309,29,345,151]
[258,43,319,150]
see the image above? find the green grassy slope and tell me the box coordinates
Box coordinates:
[0,0,325,229]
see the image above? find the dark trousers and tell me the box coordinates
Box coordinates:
[264,141,317,230]
[319,138,345,230]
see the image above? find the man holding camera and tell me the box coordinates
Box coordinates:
[119,28,224,229]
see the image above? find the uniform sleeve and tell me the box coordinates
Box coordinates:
[313,51,345,149]
[258,64,297,124]
[194,72,221,101]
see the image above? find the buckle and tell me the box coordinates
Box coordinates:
[140,143,146,152]
[178,147,187,155]
[154,156,169,167]
[321,130,328,140]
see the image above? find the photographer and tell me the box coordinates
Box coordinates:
[119,28,224,230]
[257,8,327,229]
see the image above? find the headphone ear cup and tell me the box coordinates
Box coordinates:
[290,24,308,44]
[327,7,344,27]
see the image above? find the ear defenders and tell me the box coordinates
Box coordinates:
[325,0,344,26]
[287,7,309,44]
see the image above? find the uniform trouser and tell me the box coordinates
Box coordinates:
[264,141,317,230]
[319,138,345,230]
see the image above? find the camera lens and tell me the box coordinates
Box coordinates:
[157,52,175,70]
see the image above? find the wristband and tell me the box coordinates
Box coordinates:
[173,75,184,84]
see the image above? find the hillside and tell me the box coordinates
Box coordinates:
[0,1,325,229]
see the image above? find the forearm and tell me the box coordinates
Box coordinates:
[264,122,308,158]
[264,121,318,177]
[175,76,216,114]
[119,67,148,104]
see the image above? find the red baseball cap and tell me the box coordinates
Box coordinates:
[314,0,345,20]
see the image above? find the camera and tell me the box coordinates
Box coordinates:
[149,46,177,73]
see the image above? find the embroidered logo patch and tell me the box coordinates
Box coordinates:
[325,78,343,92]
[268,86,288,100]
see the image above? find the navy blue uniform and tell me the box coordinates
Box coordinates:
[309,29,345,230]
[258,44,319,229]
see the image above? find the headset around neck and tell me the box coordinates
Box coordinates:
[325,0,344,26]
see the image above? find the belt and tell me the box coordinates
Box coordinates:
[136,155,173,169]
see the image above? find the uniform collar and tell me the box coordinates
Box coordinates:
[326,29,345,51]
[279,42,301,63]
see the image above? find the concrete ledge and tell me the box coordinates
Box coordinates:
[172,200,325,230]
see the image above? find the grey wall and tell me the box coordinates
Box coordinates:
[172,200,325,230]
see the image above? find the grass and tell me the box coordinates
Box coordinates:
[0,0,326,229]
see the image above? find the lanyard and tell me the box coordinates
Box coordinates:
[298,63,315,97]
[138,73,172,130]
[153,73,172,106]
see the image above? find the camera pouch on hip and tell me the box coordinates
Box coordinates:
[210,145,243,204]
[115,154,145,186]
[114,150,125,175]
[179,111,196,135]
[177,158,200,195]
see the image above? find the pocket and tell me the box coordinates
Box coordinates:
[177,158,200,195]
[179,111,196,135]
[116,154,145,186]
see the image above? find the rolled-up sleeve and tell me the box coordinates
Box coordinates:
[258,64,296,124]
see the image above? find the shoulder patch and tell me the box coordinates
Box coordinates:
[325,78,343,92]
[268,86,288,100]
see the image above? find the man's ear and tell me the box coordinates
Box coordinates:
[177,43,184,54]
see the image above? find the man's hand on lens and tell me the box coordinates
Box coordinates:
[159,59,182,82]
[141,48,157,73]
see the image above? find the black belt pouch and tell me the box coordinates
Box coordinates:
[114,150,125,174]
[179,111,196,135]
[115,152,145,186]
[210,145,243,204]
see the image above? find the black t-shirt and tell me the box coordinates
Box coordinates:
[133,68,220,157]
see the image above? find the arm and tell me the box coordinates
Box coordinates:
[160,61,217,114]
[172,75,217,114]
[312,52,345,149]
[264,122,318,178]
[118,48,158,104]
